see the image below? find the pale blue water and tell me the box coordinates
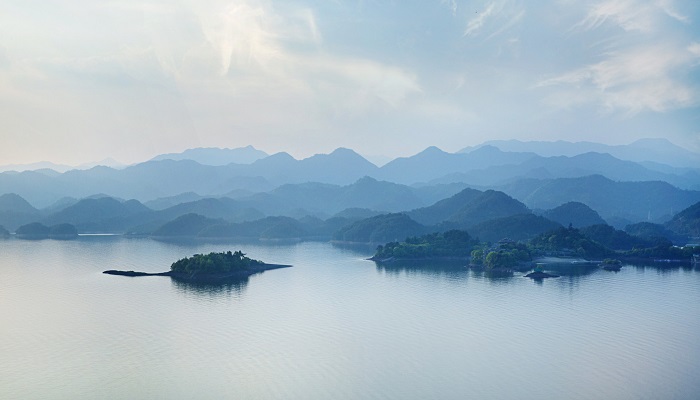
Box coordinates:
[1,236,699,399]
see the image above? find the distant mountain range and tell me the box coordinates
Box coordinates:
[460,138,700,169]
[1,139,699,246]
[2,140,699,209]
[495,175,700,226]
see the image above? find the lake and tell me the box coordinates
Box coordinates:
[1,236,699,399]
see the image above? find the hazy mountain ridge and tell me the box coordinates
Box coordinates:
[495,175,700,226]
[374,146,538,184]
[150,146,268,165]
[460,138,700,169]
[425,151,699,189]
[1,140,699,244]
[2,141,699,208]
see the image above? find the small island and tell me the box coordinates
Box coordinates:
[104,250,291,283]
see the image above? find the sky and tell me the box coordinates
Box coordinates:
[1,0,699,166]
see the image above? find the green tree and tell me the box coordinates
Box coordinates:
[471,249,484,265]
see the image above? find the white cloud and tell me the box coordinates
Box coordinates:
[542,0,699,115]
[537,44,700,113]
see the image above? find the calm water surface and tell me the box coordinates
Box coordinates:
[1,236,699,399]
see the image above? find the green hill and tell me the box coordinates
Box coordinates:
[331,208,383,220]
[332,213,426,244]
[542,202,606,228]
[625,222,686,245]
[468,214,561,243]
[530,226,612,259]
[408,187,483,225]
[198,216,309,240]
[665,201,700,237]
[579,224,651,251]
[445,190,529,229]
[157,197,264,223]
[151,213,221,237]
[44,197,152,232]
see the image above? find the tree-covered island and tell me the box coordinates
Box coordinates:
[369,225,700,275]
[371,230,478,260]
[104,250,291,282]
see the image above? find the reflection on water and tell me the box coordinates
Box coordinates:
[152,236,304,247]
[540,262,599,277]
[170,276,249,296]
[331,241,376,254]
[374,259,469,279]
[374,259,523,281]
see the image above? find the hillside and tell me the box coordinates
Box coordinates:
[625,222,687,245]
[151,214,222,237]
[408,187,483,225]
[665,201,700,237]
[445,190,530,229]
[467,214,561,243]
[0,193,42,231]
[43,197,152,233]
[0,193,39,214]
[376,146,536,185]
[579,224,651,251]
[332,213,426,244]
[156,197,264,223]
[542,202,606,228]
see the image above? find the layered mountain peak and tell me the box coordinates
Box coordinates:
[0,193,38,214]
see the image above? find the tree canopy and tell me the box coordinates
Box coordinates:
[374,230,478,259]
[170,251,262,275]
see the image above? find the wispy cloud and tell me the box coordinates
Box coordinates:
[441,0,458,16]
[486,9,525,40]
[537,44,700,113]
[657,0,690,23]
[463,1,525,41]
[542,0,699,115]
[573,0,690,32]
[464,2,498,36]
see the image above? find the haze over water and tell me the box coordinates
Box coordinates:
[1,236,699,399]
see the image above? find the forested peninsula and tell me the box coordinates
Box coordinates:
[369,226,700,273]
